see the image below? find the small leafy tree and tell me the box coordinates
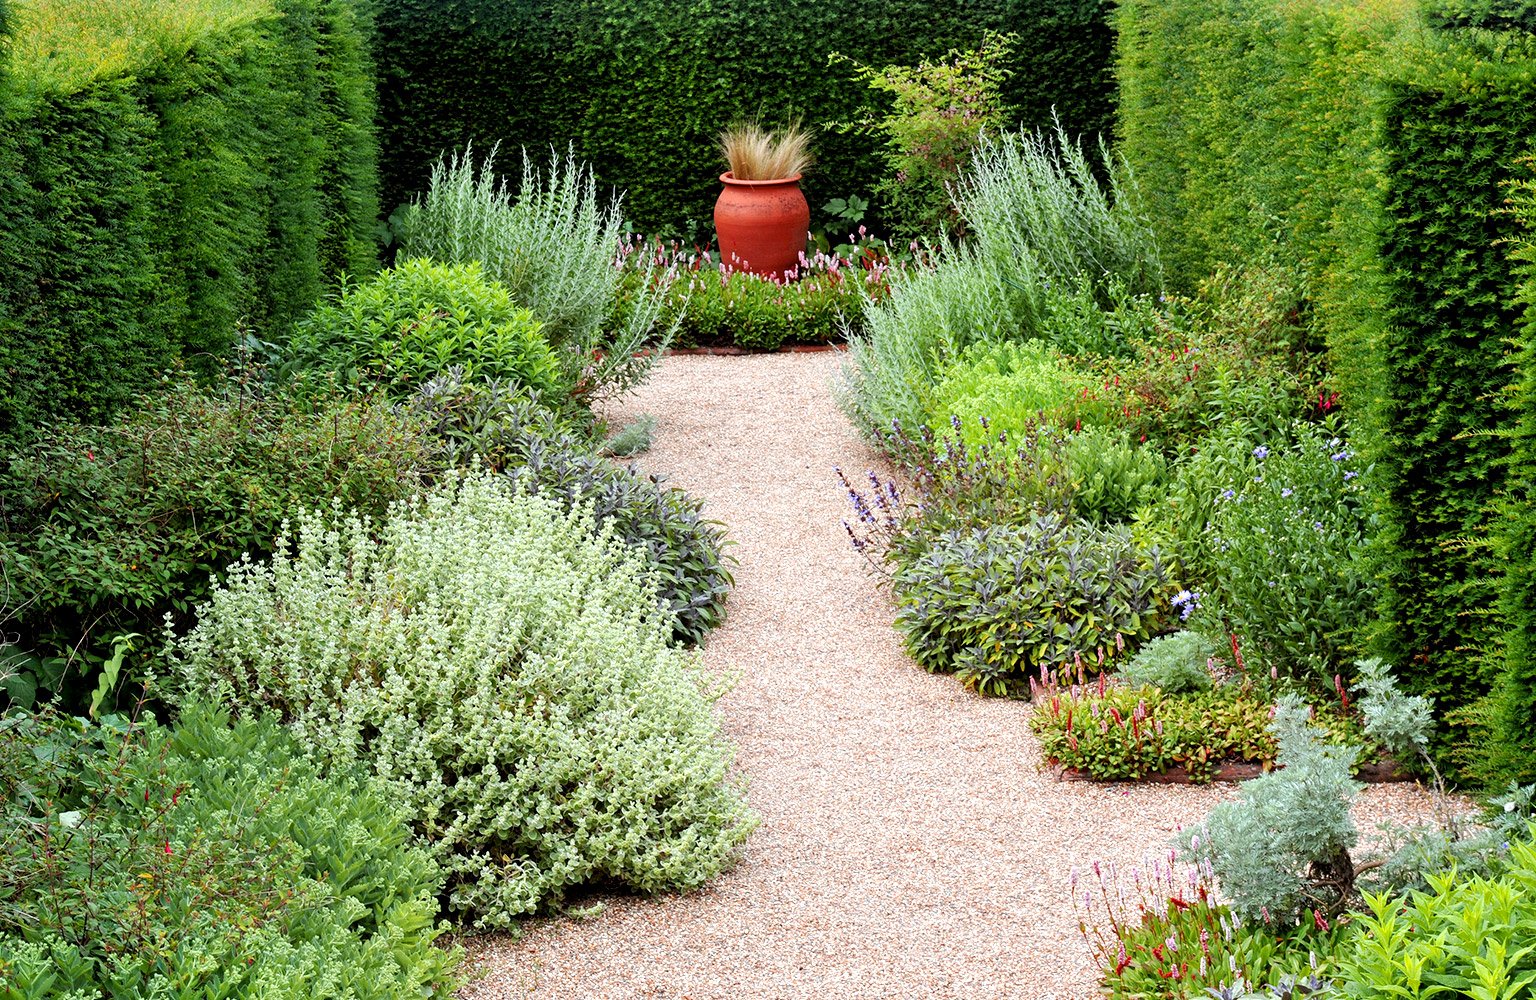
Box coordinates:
[830,32,1017,239]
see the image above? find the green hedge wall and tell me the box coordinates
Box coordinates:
[1114,0,1536,756]
[372,0,1115,238]
[1372,32,1536,725]
[0,0,381,444]
[1489,156,1536,784]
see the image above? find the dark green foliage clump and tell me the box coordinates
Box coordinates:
[0,0,382,447]
[1484,161,1536,786]
[370,0,1116,238]
[893,515,1171,695]
[410,375,733,646]
[0,706,462,998]
[0,367,431,709]
[1370,32,1536,728]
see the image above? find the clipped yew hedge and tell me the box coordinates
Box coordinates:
[1114,0,1536,765]
[0,0,381,445]
[371,0,1115,237]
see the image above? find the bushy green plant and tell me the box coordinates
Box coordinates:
[0,365,430,710]
[1031,680,1274,781]
[409,374,733,646]
[1341,830,1536,999]
[930,340,1120,446]
[399,146,676,404]
[1134,428,1262,590]
[0,706,461,998]
[1119,631,1217,693]
[838,126,1163,445]
[618,237,893,351]
[830,31,1017,239]
[169,472,754,930]
[1180,697,1362,926]
[1205,424,1377,690]
[892,514,1171,694]
[283,258,562,396]
[1064,425,1169,524]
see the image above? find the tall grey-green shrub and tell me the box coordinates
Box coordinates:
[1179,697,1361,925]
[837,126,1162,442]
[400,145,675,403]
[170,471,753,930]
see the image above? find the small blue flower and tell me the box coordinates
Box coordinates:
[1344,470,1359,481]
[1253,446,1269,460]
[1281,488,1293,498]
[1220,489,1235,500]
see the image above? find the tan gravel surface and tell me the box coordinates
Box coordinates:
[462,351,1447,1000]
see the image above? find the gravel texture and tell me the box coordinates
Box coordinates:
[462,351,1449,1000]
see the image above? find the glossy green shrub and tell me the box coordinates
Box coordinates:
[371,0,1114,237]
[284,259,562,395]
[892,514,1172,695]
[0,0,381,446]
[170,472,755,930]
[0,706,461,998]
[1341,831,1536,998]
[0,367,430,710]
[409,374,733,646]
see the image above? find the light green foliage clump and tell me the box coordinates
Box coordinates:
[0,706,461,998]
[1181,697,1361,926]
[170,471,754,929]
[1119,631,1217,693]
[1343,830,1536,998]
[400,146,675,403]
[1063,426,1168,525]
[285,258,562,396]
[931,340,1118,447]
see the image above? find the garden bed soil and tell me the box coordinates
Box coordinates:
[1051,759,1414,785]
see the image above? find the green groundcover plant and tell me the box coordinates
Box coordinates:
[170,471,755,930]
[0,705,462,998]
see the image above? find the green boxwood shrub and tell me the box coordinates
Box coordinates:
[0,367,430,710]
[0,0,382,446]
[284,258,563,395]
[170,472,754,930]
[0,706,462,998]
[370,0,1115,237]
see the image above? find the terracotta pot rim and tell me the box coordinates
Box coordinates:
[719,171,803,187]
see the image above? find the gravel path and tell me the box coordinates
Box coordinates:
[463,352,1445,1000]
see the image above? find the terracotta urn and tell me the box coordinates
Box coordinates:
[714,172,810,279]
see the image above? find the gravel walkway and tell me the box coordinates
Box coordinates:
[463,352,1445,1000]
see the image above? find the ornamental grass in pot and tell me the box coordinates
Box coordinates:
[715,122,812,279]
